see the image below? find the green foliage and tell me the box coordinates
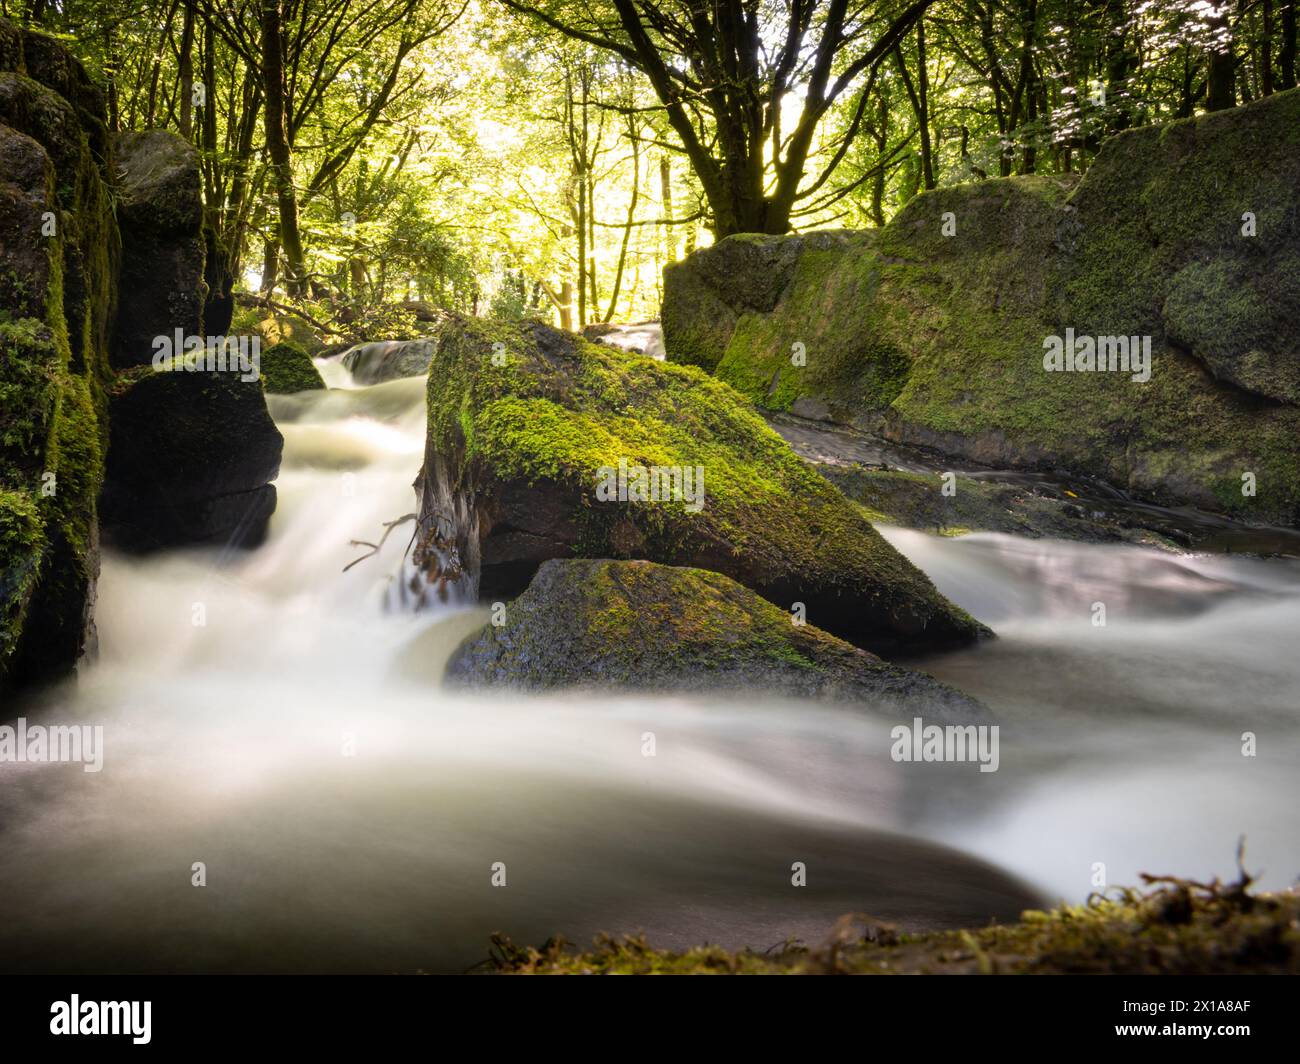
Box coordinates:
[23,0,1300,331]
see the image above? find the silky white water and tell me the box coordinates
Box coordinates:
[1,360,1296,972]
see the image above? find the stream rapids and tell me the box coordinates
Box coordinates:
[1,355,1296,973]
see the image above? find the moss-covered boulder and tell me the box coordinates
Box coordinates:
[99,125,283,553]
[447,558,988,719]
[259,340,325,393]
[414,315,985,655]
[663,89,1300,527]
[0,19,109,163]
[0,22,116,691]
[99,368,283,551]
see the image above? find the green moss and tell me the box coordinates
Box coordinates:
[258,340,325,394]
[43,370,103,557]
[0,318,58,476]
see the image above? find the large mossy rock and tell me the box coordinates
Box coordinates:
[415,316,985,656]
[99,369,283,551]
[447,558,989,720]
[662,89,1300,527]
[0,22,116,690]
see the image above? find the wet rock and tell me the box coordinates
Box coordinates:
[99,369,283,552]
[446,558,990,721]
[341,337,439,384]
[0,23,116,691]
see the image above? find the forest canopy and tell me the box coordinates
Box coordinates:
[6,0,1296,333]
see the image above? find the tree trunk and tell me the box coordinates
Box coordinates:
[916,19,935,190]
[1206,9,1236,111]
[178,0,196,140]
[103,24,119,132]
[1281,2,1298,89]
[871,95,888,226]
[261,236,279,295]
[558,281,573,332]
[1104,0,1137,130]
[1263,0,1276,94]
[604,124,639,323]
[261,0,307,296]
[659,156,675,264]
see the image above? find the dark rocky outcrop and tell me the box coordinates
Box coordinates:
[821,466,1181,548]
[1,20,282,688]
[413,315,986,656]
[260,340,325,393]
[99,369,282,551]
[97,100,282,555]
[447,558,990,721]
[662,89,1300,527]
[110,129,206,369]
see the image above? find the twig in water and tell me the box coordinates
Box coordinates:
[344,513,417,572]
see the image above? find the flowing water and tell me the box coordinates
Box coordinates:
[1,358,1297,973]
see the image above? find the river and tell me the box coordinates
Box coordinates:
[1,357,1296,973]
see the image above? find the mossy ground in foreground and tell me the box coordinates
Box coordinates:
[485,873,1300,975]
